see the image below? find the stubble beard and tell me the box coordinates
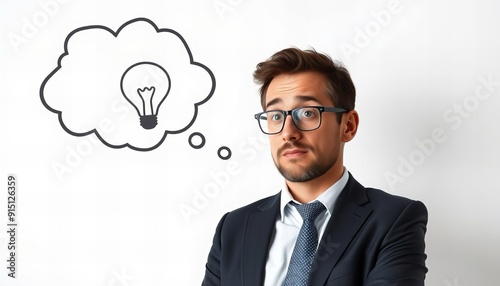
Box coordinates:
[274,143,337,183]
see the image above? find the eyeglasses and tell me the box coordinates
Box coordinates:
[254,106,346,135]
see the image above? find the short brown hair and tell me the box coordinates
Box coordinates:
[253,48,356,111]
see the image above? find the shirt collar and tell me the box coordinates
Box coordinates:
[279,167,349,222]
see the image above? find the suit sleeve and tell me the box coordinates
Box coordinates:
[202,213,229,286]
[365,200,428,286]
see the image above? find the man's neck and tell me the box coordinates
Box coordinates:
[286,164,345,203]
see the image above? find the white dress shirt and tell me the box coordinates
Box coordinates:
[263,168,349,286]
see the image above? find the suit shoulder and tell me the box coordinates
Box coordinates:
[364,187,423,203]
[346,173,426,210]
[227,193,279,216]
[364,187,427,213]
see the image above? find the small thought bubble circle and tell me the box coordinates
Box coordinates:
[188,132,206,149]
[218,146,232,160]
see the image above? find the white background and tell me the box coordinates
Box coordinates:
[1,0,499,285]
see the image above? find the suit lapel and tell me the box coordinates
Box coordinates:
[309,174,373,285]
[242,193,280,286]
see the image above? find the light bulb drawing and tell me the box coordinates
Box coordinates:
[120,61,171,129]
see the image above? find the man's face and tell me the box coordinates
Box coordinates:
[265,71,344,182]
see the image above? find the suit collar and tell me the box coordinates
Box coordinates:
[257,192,280,212]
[309,173,372,285]
[341,172,370,206]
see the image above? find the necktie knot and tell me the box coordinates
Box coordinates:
[294,201,325,222]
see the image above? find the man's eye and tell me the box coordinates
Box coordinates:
[303,110,314,117]
[300,109,317,118]
[271,113,283,121]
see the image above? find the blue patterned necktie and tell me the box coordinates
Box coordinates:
[283,201,326,286]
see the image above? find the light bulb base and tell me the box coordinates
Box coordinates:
[140,115,158,130]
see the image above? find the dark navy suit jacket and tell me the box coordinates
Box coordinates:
[202,173,428,285]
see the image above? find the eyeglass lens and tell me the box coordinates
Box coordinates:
[258,107,321,134]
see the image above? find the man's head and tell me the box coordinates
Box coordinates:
[253,48,359,188]
[254,48,356,114]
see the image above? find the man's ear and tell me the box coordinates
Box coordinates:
[341,110,359,142]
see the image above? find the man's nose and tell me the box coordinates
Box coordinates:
[281,115,301,142]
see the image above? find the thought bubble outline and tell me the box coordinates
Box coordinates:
[40,17,216,151]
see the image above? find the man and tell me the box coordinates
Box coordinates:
[202,48,427,285]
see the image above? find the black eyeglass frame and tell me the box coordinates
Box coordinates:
[254,106,347,135]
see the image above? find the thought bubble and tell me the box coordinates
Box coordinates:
[40,18,216,151]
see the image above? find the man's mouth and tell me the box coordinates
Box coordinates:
[282,148,308,158]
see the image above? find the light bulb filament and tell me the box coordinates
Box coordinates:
[137,86,156,116]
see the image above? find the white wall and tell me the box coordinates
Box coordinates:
[1,0,499,285]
